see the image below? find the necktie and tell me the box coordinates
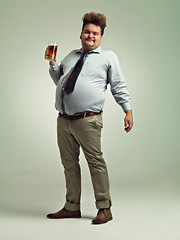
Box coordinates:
[64,52,86,94]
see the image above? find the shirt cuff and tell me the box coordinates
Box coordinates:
[121,102,132,113]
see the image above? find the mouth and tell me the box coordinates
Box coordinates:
[85,38,94,43]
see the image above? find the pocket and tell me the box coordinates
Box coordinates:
[85,115,103,130]
[95,114,103,129]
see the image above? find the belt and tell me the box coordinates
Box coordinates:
[60,112,102,121]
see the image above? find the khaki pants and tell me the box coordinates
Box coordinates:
[57,114,112,211]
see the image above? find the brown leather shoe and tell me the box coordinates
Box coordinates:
[92,208,113,224]
[47,207,81,219]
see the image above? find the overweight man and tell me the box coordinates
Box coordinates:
[46,12,133,224]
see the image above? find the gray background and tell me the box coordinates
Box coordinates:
[0,0,180,239]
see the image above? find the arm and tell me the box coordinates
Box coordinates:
[107,52,133,132]
[49,60,64,86]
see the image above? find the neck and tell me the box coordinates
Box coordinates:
[82,46,100,53]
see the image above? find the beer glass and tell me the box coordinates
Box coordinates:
[44,42,58,60]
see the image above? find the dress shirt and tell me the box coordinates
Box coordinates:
[49,46,131,115]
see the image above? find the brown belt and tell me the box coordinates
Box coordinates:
[60,112,102,121]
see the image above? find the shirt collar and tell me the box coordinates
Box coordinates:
[76,46,101,54]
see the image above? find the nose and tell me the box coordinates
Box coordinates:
[88,32,93,38]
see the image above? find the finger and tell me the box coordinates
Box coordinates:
[125,122,133,133]
[49,60,56,66]
[125,126,129,132]
[124,123,129,132]
[124,118,128,128]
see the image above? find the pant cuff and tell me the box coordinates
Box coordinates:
[64,201,81,211]
[96,200,112,209]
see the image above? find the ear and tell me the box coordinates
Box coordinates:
[80,32,82,39]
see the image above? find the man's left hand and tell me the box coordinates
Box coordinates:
[124,110,133,133]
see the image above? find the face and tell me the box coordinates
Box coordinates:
[80,23,103,52]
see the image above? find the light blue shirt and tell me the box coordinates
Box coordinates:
[49,46,132,115]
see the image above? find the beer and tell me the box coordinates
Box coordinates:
[45,43,58,60]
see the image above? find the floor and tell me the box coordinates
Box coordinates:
[1,174,180,240]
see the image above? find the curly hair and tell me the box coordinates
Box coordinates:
[82,12,107,35]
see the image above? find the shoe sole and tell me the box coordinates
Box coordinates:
[92,216,113,224]
[47,215,81,219]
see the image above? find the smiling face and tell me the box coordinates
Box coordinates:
[80,23,103,52]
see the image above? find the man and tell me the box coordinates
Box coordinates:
[46,12,133,224]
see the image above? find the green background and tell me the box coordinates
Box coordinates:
[0,0,180,238]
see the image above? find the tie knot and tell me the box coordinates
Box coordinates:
[81,51,95,60]
[81,52,86,57]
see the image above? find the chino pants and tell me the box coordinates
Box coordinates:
[57,114,112,211]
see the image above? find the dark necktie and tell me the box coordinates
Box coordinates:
[64,52,86,94]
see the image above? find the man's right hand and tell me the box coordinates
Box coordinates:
[49,60,56,66]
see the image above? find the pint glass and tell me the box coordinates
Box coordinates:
[44,42,58,60]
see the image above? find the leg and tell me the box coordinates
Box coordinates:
[70,114,112,209]
[57,116,81,211]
